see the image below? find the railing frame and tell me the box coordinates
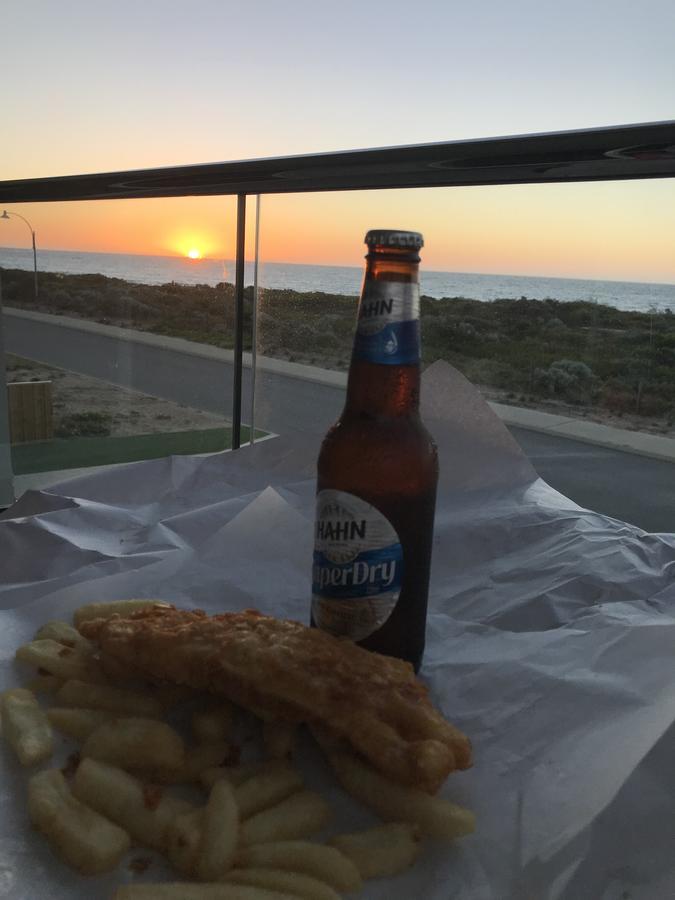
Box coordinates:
[1,121,674,201]
[1,121,674,464]
[232,194,247,450]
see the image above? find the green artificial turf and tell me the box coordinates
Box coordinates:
[11,426,258,474]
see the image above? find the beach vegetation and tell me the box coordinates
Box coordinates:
[55,411,114,438]
[3,266,675,432]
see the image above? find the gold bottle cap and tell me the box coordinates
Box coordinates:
[365,229,424,250]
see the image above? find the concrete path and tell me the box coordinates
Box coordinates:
[492,402,675,465]
[3,308,345,436]
[4,307,675,531]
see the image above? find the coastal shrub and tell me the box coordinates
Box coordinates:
[534,360,596,402]
[601,384,633,414]
[424,317,487,357]
[601,379,673,417]
[76,288,102,307]
[458,321,477,337]
[324,313,355,339]
[55,411,114,438]
[311,331,343,351]
[496,338,551,373]
[50,288,76,309]
[97,294,130,317]
[4,265,675,424]
[621,328,650,346]
[637,394,672,416]
[654,344,675,368]
[562,305,598,327]
[544,317,567,331]
[420,295,442,314]
[464,358,519,389]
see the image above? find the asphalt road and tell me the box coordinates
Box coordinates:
[4,311,675,532]
[509,427,675,532]
[3,312,345,436]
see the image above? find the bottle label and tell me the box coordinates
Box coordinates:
[312,489,403,641]
[353,280,420,365]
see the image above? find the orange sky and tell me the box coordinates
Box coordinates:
[2,178,675,284]
[3,1,674,284]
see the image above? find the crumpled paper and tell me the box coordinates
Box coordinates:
[0,361,674,900]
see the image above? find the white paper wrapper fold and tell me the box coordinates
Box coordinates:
[0,361,673,900]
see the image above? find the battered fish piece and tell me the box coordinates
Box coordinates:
[79,605,471,793]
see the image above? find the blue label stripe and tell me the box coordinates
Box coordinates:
[313,544,403,599]
[353,320,420,366]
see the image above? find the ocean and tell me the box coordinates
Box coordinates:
[1,246,674,314]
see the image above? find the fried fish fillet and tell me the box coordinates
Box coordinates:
[79,605,471,793]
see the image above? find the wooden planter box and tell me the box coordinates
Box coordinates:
[7,381,54,443]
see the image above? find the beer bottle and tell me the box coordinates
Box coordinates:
[311,229,438,671]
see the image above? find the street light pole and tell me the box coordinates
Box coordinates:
[1,210,38,299]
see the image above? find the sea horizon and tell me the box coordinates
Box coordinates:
[2,245,674,314]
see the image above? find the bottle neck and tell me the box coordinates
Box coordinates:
[345,248,421,418]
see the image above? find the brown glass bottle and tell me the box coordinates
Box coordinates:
[311,229,438,672]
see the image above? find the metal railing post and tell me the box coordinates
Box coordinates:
[231,193,246,450]
[0,272,15,507]
[250,194,260,445]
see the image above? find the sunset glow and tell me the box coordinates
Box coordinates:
[3,2,674,284]
[3,180,675,284]
[166,223,224,261]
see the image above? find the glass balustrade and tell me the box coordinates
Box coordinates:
[1,126,674,529]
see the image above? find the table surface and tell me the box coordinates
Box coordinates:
[1,363,674,900]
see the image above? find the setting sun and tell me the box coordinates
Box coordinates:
[187,248,202,259]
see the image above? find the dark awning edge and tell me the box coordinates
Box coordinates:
[1,121,674,203]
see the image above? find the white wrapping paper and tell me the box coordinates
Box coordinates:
[0,361,674,900]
